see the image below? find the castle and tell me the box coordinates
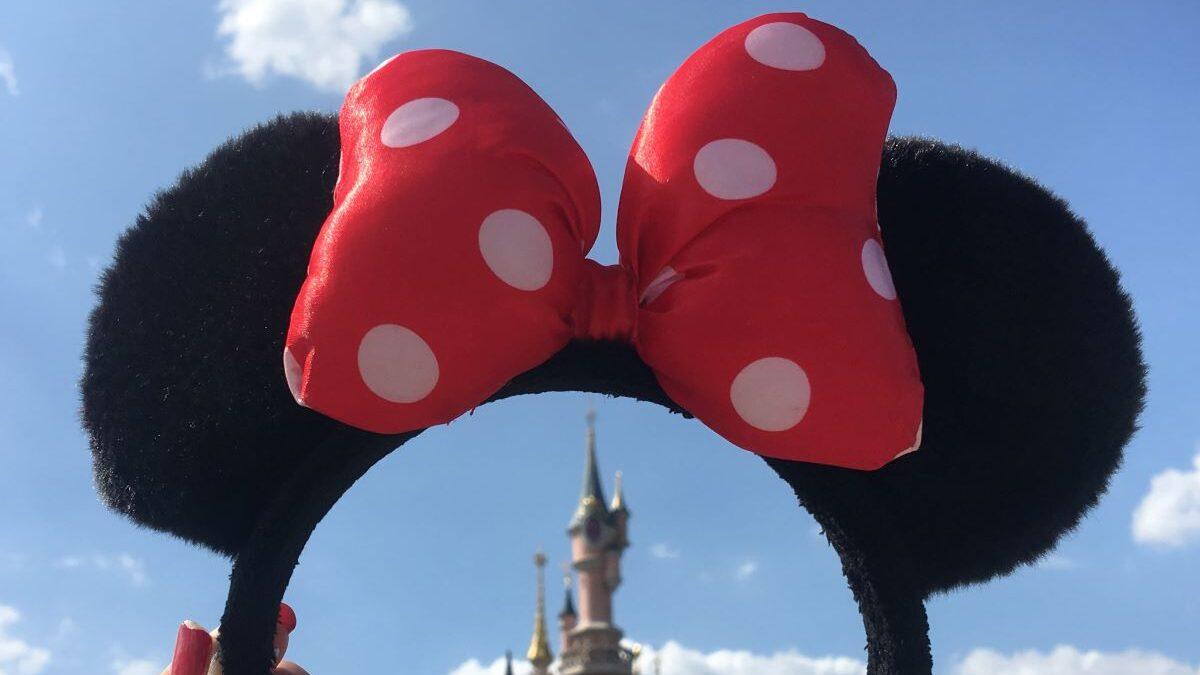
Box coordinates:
[509,411,638,675]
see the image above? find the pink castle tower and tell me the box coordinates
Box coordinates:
[558,411,635,675]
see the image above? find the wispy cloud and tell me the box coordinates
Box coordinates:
[0,605,52,675]
[105,644,164,675]
[51,617,77,644]
[957,645,1200,675]
[449,656,532,675]
[7,206,96,274]
[1133,449,1200,548]
[214,0,414,93]
[650,543,680,560]
[451,643,1200,675]
[640,642,864,675]
[734,559,759,581]
[0,46,18,97]
[453,642,864,675]
[55,553,149,586]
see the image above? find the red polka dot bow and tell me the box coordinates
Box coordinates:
[284,13,924,470]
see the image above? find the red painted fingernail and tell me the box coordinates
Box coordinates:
[171,621,213,675]
[277,603,297,634]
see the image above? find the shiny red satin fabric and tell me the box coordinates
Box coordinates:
[285,13,923,469]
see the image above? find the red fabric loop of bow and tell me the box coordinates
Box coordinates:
[284,13,923,470]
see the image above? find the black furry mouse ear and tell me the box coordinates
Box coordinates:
[82,112,349,556]
[767,136,1146,671]
[877,136,1144,592]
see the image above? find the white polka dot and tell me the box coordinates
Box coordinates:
[639,266,684,306]
[380,98,459,148]
[730,357,811,432]
[358,324,439,403]
[694,139,777,200]
[895,421,924,459]
[283,348,305,405]
[861,239,897,300]
[478,209,554,291]
[744,22,826,71]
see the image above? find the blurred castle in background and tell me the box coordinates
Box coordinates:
[506,410,646,675]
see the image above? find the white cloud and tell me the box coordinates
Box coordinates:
[55,554,148,586]
[215,0,414,93]
[650,543,680,560]
[641,642,863,675]
[110,658,162,675]
[0,47,17,97]
[105,645,163,675]
[50,618,76,644]
[734,560,759,581]
[451,644,1200,675]
[449,656,531,675]
[956,645,1200,675]
[0,605,52,675]
[1133,451,1200,548]
[449,643,862,675]
[24,208,42,230]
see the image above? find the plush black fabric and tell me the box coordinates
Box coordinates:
[81,116,1144,675]
[83,113,345,556]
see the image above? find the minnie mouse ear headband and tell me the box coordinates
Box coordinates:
[82,13,1145,675]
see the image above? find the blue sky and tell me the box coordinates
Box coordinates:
[1,1,1198,674]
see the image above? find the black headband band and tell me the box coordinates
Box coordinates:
[216,341,932,674]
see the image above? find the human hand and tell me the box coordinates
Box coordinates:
[160,602,306,675]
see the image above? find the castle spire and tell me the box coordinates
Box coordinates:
[570,409,609,531]
[610,470,628,514]
[560,564,577,618]
[581,409,607,506]
[526,550,554,673]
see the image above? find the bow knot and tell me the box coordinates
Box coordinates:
[571,261,638,343]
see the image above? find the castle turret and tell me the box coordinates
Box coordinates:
[607,471,631,590]
[526,551,554,675]
[559,566,578,653]
[610,471,629,520]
